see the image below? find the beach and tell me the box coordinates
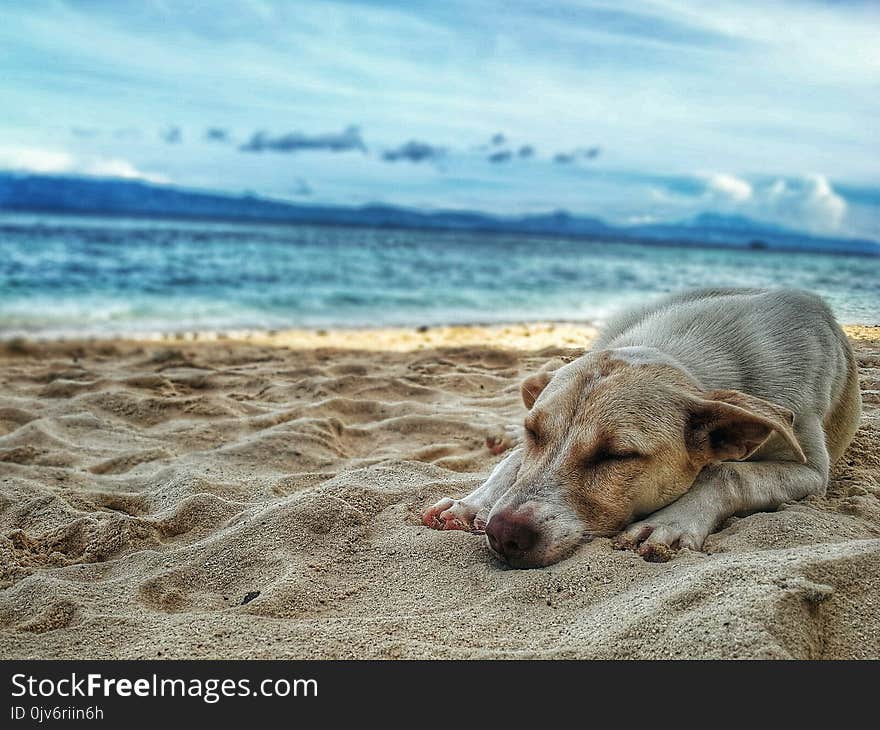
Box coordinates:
[1,321,879,660]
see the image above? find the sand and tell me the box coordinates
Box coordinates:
[0,322,878,660]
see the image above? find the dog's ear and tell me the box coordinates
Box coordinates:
[685,389,806,464]
[521,371,552,410]
[521,357,571,409]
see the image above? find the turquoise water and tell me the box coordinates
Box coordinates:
[0,213,877,338]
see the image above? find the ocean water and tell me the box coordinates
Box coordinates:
[0,213,877,338]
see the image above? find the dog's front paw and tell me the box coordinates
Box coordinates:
[421,497,486,533]
[613,518,706,562]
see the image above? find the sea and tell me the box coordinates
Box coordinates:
[1,213,877,339]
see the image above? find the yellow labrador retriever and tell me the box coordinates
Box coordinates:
[423,288,861,568]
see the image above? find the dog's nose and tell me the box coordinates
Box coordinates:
[485,511,538,562]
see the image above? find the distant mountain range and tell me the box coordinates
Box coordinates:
[1,172,877,255]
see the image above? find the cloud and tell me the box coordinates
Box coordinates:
[761,174,846,231]
[0,144,168,183]
[87,158,167,182]
[204,127,230,143]
[695,172,848,232]
[381,140,445,163]
[240,126,366,154]
[706,172,753,202]
[487,150,513,164]
[553,147,601,164]
[161,126,182,144]
[0,146,74,174]
[518,145,535,158]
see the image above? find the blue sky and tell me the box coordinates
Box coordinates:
[1,0,878,237]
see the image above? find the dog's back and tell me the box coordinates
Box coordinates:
[595,287,860,462]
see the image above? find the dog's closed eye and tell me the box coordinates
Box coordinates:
[583,449,643,468]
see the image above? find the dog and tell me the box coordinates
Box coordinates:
[423,288,861,568]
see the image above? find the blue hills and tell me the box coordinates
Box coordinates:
[0,171,877,256]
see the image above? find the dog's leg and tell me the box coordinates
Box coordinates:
[423,448,523,533]
[616,419,830,561]
[615,460,827,561]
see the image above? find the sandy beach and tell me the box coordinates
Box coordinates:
[1,322,878,660]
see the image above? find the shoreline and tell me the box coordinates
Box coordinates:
[0,321,600,353]
[2,321,877,354]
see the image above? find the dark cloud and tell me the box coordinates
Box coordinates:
[205,127,230,143]
[487,149,513,164]
[381,140,445,163]
[161,126,182,144]
[553,146,601,164]
[490,133,506,146]
[240,125,365,153]
[517,145,535,158]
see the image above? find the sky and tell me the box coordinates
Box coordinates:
[0,0,878,238]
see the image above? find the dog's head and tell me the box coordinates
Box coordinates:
[484,348,805,568]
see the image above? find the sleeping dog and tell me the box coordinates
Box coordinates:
[423,288,861,568]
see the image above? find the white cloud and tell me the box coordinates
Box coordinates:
[0,146,75,174]
[83,157,168,183]
[695,171,848,233]
[0,145,168,184]
[705,172,753,202]
[760,173,846,232]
